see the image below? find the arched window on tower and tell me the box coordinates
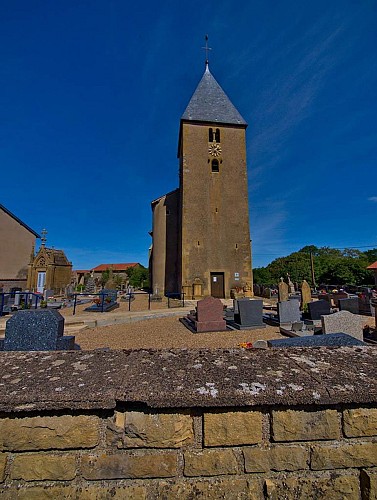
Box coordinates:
[211,159,219,172]
[215,128,220,142]
[209,128,214,142]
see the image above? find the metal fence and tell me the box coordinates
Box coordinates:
[0,292,41,317]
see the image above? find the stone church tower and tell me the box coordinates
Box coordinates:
[150,62,253,299]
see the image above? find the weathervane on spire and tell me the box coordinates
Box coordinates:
[41,228,47,247]
[202,34,212,67]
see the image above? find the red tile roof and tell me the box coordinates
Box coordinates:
[92,263,140,272]
[367,261,377,270]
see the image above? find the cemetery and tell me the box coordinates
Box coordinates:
[0,24,376,498]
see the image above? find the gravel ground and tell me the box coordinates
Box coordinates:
[75,315,284,350]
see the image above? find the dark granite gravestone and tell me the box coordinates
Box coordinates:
[268,333,365,348]
[338,297,359,314]
[229,299,265,330]
[84,289,119,312]
[180,296,227,333]
[307,300,331,320]
[0,309,78,351]
[277,300,301,324]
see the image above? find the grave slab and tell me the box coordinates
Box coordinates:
[1,309,78,351]
[268,333,365,348]
[321,310,363,341]
[338,297,359,315]
[180,296,227,332]
[307,300,331,320]
[277,300,301,324]
[229,299,265,330]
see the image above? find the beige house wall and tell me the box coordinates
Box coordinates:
[0,209,36,285]
[179,123,252,298]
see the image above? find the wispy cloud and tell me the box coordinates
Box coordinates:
[368,197,377,203]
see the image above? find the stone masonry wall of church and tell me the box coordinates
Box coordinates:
[180,122,252,297]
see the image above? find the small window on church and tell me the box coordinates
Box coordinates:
[211,159,219,172]
[209,128,214,142]
[215,128,220,142]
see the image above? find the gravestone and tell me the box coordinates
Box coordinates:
[263,288,271,299]
[0,309,77,351]
[277,300,301,324]
[278,278,289,302]
[44,289,54,300]
[321,310,363,341]
[268,333,365,348]
[338,297,359,315]
[230,299,265,330]
[300,280,311,310]
[287,274,295,293]
[85,276,96,294]
[14,293,21,307]
[253,284,261,297]
[307,300,331,320]
[180,296,227,332]
[84,289,119,312]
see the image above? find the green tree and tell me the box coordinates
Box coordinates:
[126,265,149,288]
[253,246,377,286]
[100,269,110,288]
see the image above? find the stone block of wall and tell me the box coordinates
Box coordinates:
[0,415,100,451]
[184,449,239,476]
[204,410,262,446]
[272,409,340,441]
[10,453,76,481]
[109,410,194,448]
[311,442,377,470]
[81,451,177,479]
[265,474,360,500]
[157,478,264,500]
[243,444,309,472]
[343,408,377,437]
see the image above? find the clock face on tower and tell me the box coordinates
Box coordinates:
[208,143,222,157]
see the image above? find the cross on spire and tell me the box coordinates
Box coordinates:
[41,228,47,247]
[202,34,212,67]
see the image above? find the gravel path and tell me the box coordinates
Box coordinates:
[75,315,284,350]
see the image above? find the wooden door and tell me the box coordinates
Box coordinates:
[211,272,225,298]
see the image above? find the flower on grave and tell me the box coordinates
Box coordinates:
[93,298,101,306]
[238,342,253,349]
[105,296,112,303]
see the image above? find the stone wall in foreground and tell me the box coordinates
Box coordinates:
[0,347,376,498]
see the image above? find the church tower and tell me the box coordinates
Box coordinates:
[177,62,252,298]
[150,58,253,299]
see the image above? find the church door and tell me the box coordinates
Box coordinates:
[37,272,46,293]
[210,272,225,298]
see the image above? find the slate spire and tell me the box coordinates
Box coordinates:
[181,64,247,126]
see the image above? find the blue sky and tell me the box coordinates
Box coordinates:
[1,0,376,269]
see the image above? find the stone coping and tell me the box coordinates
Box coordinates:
[0,347,376,412]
